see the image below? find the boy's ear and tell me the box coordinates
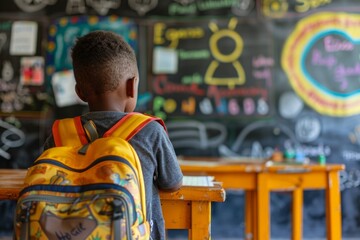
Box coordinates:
[75,84,87,102]
[126,77,136,98]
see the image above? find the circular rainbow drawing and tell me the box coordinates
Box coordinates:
[282,12,360,117]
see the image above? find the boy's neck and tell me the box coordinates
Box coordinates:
[88,103,126,112]
[87,95,127,112]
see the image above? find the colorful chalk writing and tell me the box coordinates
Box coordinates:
[260,0,335,18]
[153,23,205,48]
[150,18,274,118]
[295,0,331,13]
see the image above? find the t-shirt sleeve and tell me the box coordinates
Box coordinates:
[154,124,183,190]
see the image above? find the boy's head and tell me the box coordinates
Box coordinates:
[71,30,139,112]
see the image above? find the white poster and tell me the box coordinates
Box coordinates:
[10,21,38,55]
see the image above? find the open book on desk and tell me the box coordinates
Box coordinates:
[182,175,215,187]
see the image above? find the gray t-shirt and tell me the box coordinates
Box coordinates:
[43,111,183,240]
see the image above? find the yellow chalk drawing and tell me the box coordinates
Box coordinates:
[205,18,245,89]
[261,0,288,18]
[295,0,332,13]
[182,97,196,115]
[164,98,177,113]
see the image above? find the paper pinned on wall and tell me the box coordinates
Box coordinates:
[10,21,38,55]
[51,70,87,107]
[20,57,44,86]
[152,47,178,74]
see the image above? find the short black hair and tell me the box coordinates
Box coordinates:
[71,30,137,95]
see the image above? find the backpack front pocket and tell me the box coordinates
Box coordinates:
[16,185,136,240]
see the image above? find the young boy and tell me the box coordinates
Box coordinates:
[44,30,183,239]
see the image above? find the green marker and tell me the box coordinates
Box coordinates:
[318,155,326,165]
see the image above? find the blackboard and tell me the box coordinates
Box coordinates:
[275,12,360,237]
[0,18,48,114]
[0,17,50,168]
[147,12,360,239]
[1,2,360,239]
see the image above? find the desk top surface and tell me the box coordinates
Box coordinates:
[0,169,226,202]
[179,157,345,172]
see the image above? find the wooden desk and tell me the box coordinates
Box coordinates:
[160,183,225,239]
[0,169,225,240]
[179,158,345,240]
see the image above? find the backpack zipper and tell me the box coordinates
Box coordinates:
[113,198,132,240]
[33,155,139,185]
[19,183,137,220]
[17,190,134,240]
[18,202,31,240]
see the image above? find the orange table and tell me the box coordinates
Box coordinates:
[0,169,226,240]
[179,157,345,240]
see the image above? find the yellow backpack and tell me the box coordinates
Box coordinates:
[14,112,164,240]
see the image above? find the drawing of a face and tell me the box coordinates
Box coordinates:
[205,18,245,89]
[261,0,288,18]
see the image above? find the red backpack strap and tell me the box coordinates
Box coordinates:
[103,112,166,140]
[52,116,88,147]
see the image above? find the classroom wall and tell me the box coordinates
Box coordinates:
[1,0,360,239]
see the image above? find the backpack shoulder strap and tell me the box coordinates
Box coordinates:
[52,112,165,146]
[104,112,164,223]
[103,112,166,140]
[52,116,88,147]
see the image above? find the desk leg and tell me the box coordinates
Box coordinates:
[326,171,342,240]
[257,173,270,240]
[189,201,211,240]
[292,188,303,240]
[245,190,257,240]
